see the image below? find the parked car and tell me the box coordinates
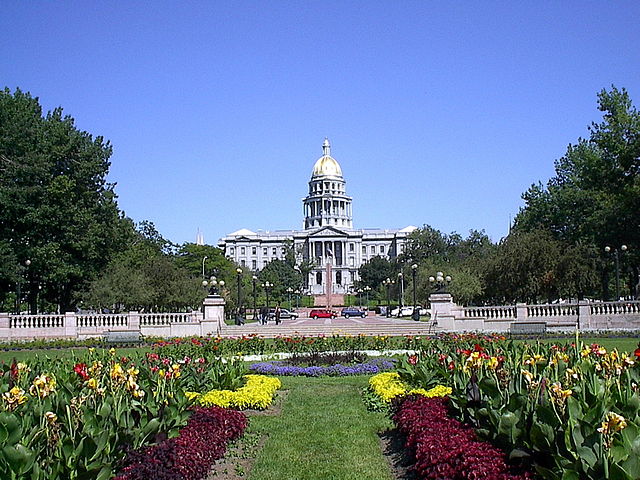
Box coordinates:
[309,309,337,319]
[268,308,299,320]
[390,306,414,317]
[340,307,367,318]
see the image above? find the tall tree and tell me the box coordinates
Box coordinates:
[0,88,127,312]
[515,86,639,297]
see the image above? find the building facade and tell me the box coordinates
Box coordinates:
[219,139,416,295]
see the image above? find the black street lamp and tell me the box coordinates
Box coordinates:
[383,278,394,317]
[235,268,244,325]
[429,272,452,293]
[262,281,273,310]
[364,286,371,310]
[202,276,224,295]
[15,259,31,314]
[605,245,628,301]
[286,287,293,310]
[252,275,258,322]
[411,264,420,321]
[397,272,404,315]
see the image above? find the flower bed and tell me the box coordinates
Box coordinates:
[186,374,281,409]
[392,336,640,479]
[394,396,532,480]
[368,372,451,402]
[249,358,395,377]
[114,405,247,480]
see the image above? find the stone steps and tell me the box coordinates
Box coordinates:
[219,321,441,338]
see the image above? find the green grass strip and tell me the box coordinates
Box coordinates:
[248,376,393,480]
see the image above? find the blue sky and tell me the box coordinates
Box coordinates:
[3,2,639,245]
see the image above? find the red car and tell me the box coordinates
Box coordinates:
[309,309,337,319]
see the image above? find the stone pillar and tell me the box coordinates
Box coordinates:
[516,303,528,321]
[202,295,226,335]
[429,293,455,330]
[128,311,141,331]
[64,312,78,339]
[578,301,592,329]
[0,313,10,340]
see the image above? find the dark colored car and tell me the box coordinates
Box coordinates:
[340,307,366,318]
[309,309,337,319]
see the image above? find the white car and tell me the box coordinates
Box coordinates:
[390,306,430,317]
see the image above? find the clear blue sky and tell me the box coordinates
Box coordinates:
[3,2,639,245]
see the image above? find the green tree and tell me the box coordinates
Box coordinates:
[358,256,395,290]
[515,86,640,298]
[0,88,127,312]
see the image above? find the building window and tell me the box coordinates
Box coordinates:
[241,247,245,255]
[362,246,366,254]
[380,245,385,254]
[241,260,246,267]
[272,247,277,256]
[252,247,256,255]
[349,243,354,252]
[263,247,267,255]
[336,271,342,285]
[230,247,235,255]
[349,257,355,266]
[252,260,257,270]
[371,246,376,254]
[316,272,322,285]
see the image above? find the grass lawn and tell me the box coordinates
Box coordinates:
[247,375,393,480]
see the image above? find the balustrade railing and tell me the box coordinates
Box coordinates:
[10,315,65,329]
[591,301,640,315]
[464,306,515,319]
[77,314,128,328]
[527,303,577,318]
[139,313,195,326]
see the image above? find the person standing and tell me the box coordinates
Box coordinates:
[259,305,269,325]
[274,304,282,325]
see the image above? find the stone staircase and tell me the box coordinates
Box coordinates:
[219,316,441,338]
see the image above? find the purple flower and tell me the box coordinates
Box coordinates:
[249,358,395,377]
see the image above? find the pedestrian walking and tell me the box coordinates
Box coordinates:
[260,305,269,325]
[274,304,282,325]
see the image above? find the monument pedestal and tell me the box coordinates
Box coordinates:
[202,295,226,335]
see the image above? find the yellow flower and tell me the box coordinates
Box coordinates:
[29,374,56,398]
[3,386,27,410]
[44,411,57,424]
[110,363,125,382]
[598,412,627,435]
[109,348,116,355]
[87,378,98,390]
[189,375,281,410]
[487,356,499,370]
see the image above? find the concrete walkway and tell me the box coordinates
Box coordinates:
[220,314,440,338]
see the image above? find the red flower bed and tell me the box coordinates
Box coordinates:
[394,396,532,480]
[115,406,247,480]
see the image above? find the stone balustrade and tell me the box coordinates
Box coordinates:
[434,295,640,332]
[0,295,226,342]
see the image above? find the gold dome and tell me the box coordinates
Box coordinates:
[311,138,343,177]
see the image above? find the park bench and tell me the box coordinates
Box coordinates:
[103,330,143,346]
[509,321,547,337]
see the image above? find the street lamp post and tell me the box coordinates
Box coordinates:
[411,264,419,321]
[429,272,452,293]
[295,289,301,309]
[605,245,628,301]
[398,272,404,315]
[252,275,258,322]
[287,287,293,310]
[364,286,371,310]
[235,268,244,325]
[201,256,208,279]
[15,259,31,314]
[262,282,273,310]
[202,276,224,296]
[383,278,394,317]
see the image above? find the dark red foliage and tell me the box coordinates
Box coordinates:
[393,396,533,480]
[114,406,247,480]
